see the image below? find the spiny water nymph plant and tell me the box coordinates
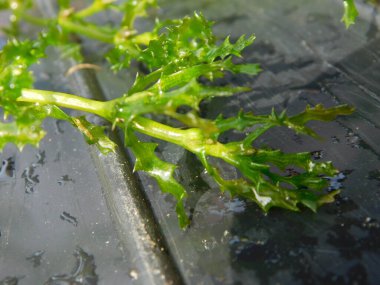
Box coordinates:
[0,0,355,227]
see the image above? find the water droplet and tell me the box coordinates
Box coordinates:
[310,150,324,160]
[10,1,19,10]
[285,168,300,177]
[268,254,281,264]
[326,170,352,191]
[45,247,98,285]
[367,169,380,184]
[129,269,138,280]
[331,136,340,144]
[9,15,17,23]
[0,157,15,179]
[224,198,246,213]
[345,131,361,148]
[34,150,46,166]
[362,217,380,229]
[201,237,217,251]
[54,152,61,162]
[26,250,45,268]
[0,276,22,285]
[60,211,78,227]
[57,175,75,186]
[21,166,39,194]
[221,230,231,243]
[55,120,65,134]
[293,134,303,144]
[229,235,241,245]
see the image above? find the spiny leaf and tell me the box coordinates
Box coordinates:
[117,79,249,122]
[139,13,258,76]
[0,37,47,150]
[140,12,214,70]
[251,149,337,176]
[204,34,255,62]
[289,104,354,125]
[118,0,157,29]
[342,0,359,28]
[138,60,255,96]
[125,128,189,228]
[198,152,339,213]
[106,46,134,72]
[0,120,45,150]
[39,105,116,154]
[71,117,116,154]
[215,104,355,139]
[223,59,261,76]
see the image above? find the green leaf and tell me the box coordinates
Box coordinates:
[0,120,45,150]
[0,0,10,9]
[71,117,116,154]
[215,104,355,139]
[204,35,255,62]
[118,0,157,29]
[140,13,214,70]
[342,0,359,28]
[0,36,48,150]
[138,13,258,75]
[197,152,339,213]
[124,128,189,228]
[39,105,116,154]
[106,44,136,72]
[58,0,71,9]
[0,0,33,36]
[59,42,83,62]
[224,60,261,75]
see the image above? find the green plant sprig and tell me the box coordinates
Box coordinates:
[1,0,355,228]
[342,0,359,28]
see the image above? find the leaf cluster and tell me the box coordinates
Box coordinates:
[0,0,355,228]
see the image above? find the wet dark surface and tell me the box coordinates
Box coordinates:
[44,247,98,285]
[1,0,380,284]
[0,30,132,285]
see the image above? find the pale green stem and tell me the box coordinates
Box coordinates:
[58,16,114,43]
[75,0,116,19]
[18,89,235,164]
[15,11,51,26]
[131,116,233,162]
[19,89,114,120]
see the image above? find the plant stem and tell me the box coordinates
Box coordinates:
[19,89,114,120]
[18,90,235,164]
[75,0,115,19]
[16,11,51,26]
[58,16,114,43]
[131,116,234,163]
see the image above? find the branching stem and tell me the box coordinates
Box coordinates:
[75,0,116,19]
[18,89,235,164]
[19,89,114,120]
[58,16,114,43]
